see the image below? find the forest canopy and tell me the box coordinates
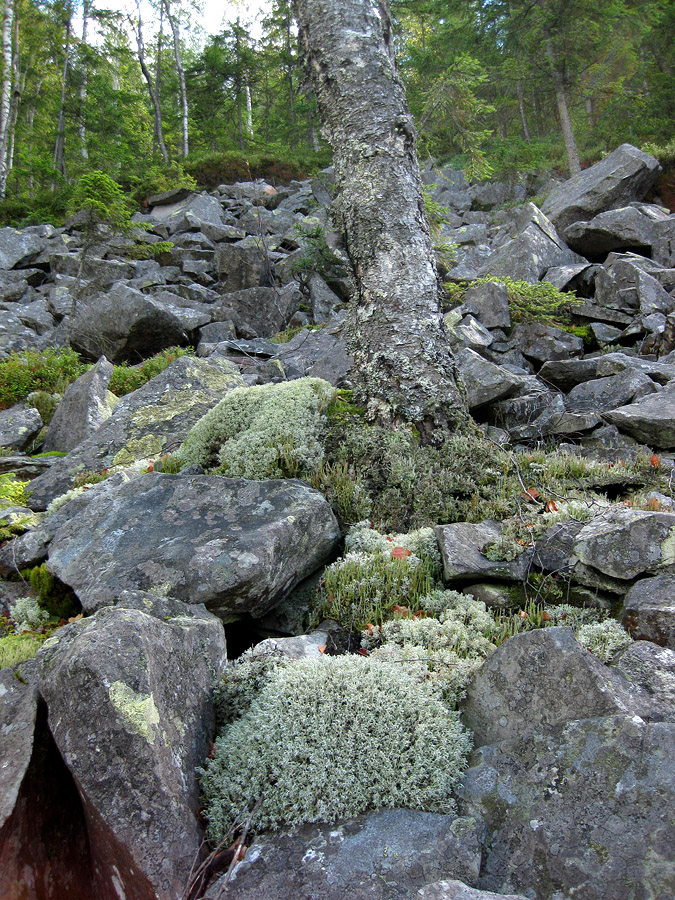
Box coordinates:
[0,0,671,225]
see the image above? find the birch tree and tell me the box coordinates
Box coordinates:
[0,0,14,197]
[294,0,465,439]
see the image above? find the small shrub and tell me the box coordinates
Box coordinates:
[26,390,60,425]
[155,453,182,474]
[127,239,174,260]
[109,347,191,396]
[72,468,110,489]
[442,275,579,324]
[0,473,29,509]
[177,378,335,479]
[214,650,287,728]
[318,549,435,630]
[576,620,631,662]
[0,348,86,409]
[310,460,372,526]
[201,655,471,838]
[25,563,79,620]
[289,223,348,281]
[9,596,49,632]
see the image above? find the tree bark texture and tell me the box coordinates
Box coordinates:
[0,0,14,197]
[542,24,581,177]
[162,0,189,158]
[294,0,465,437]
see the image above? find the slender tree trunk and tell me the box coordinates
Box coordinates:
[78,0,89,159]
[7,11,21,178]
[234,25,244,151]
[0,0,14,198]
[294,0,465,437]
[26,75,44,198]
[154,2,162,157]
[53,4,72,181]
[517,80,531,142]
[162,0,188,157]
[134,6,169,163]
[245,79,253,135]
[542,24,580,176]
[285,15,296,151]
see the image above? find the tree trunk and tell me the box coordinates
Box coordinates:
[0,0,14,198]
[53,4,72,181]
[134,6,169,163]
[542,24,580,176]
[78,0,89,159]
[162,0,188,157]
[517,80,531,142]
[294,0,465,437]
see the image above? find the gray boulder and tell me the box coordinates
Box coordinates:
[205,810,481,900]
[564,368,657,413]
[455,349,524,409]
[462,281,511,329]
[0,404,42,452]
[25,355,244,510]
[509,322,584,364]
[0,227,46,269]
[612,640,675,706]
[573,507,675,581]
[69,283,188,362]
[37,600,226,900]
[459,714,675,899]
[418,883,528,900]
[539,352,675,391]
[214,283,302,338]
[542,143,661,232]
[45,473,340,618]
[42,356,116,453]
[476,203,585,283]
[435,521,532,585]
[604,390,675,448]
[0,309,39,358]
[462,627,656,749]
[0,666,38,831]
[215,243,272,291]
[620,575,675,648]
[564,205,657,256]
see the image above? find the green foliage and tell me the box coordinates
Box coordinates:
[0,348,87,410]
[443,276,579,324]
[0,474,29,510]
[576,620,632,662]
[184,151,317,191]
[177,378,335,479]
[0,632,48,668]
[108,347,192,397]
[72,468,110,489]
[69,171,133,235]
[9,596,49,632]
[129,162,197,205]
[289,223,347,281]
[26,391,60,426]
[126,240,174,261]
[317,549,435,631]
[24,564,79,621]
[310,460,372,527]
[201,655,471,838]
[214,650,287,728]
[155,453,182,475]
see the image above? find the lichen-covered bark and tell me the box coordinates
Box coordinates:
[294,0,466,439]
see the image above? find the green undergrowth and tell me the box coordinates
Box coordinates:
[0,631,49,668]
[0,346,193,411]
[443,275,580,324]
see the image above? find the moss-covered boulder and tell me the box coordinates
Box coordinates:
[25,355,244,510]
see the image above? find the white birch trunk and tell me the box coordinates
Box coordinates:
[162,0,188,158]
[0,0,14,197]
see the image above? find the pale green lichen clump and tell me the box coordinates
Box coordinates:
[176,377,336,479]
[201,655,472,839]
[109,680,161,743]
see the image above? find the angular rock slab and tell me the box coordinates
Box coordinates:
[612,640,675,707]
[462,627,656,749]
[435,521,532,585]
[604,391,675,448]
[25,355,244,510]
[459,715,675,900]
[206,810,481,900]
[418,882,528,900]
[46,473,340,618]
[42,355,115,453]
[37,602,227,900]
[572,506,675,581]
[620,574,675,648]
[0,665,38,830]
[0,403,43,452]
[542,143,661,232]
[455,349,524,410]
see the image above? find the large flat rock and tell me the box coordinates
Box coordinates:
[45,473,340,618]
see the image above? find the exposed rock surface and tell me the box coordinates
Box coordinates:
[206,810,482,900]
[25,355,244,510]
[42,356,116,453]
[45,473,340,618]
[620,574,675,647]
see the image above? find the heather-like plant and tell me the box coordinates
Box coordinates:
[201,655,472,838]
[177,377,335,479]
[576,620,631,662]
